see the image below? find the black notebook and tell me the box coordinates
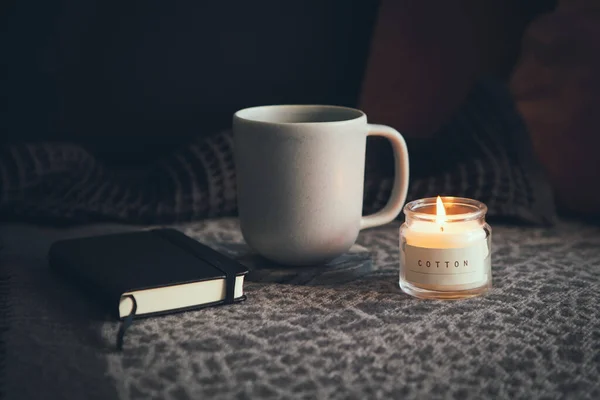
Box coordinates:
[48,228,248,347]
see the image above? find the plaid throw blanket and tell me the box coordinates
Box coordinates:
[0,80,556,225]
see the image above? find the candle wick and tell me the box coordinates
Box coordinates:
[440,226,444,232]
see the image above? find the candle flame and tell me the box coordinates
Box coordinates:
[436,196,447,227]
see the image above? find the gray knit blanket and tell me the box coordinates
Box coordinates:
[0,81,555,226]
[1,79,576,399]
[2,218,599,399]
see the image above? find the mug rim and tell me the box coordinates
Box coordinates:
[234,104,366,125]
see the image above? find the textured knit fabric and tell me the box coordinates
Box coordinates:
[0,80,556,225]
[1,218,599,399]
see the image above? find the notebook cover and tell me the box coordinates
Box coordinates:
[48,228,248,320]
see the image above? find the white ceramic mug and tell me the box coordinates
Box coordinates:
[233,105,409,265]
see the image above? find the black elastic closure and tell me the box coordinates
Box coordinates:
[223,267,236,304]
[155,229,237,304]
[116,294,137,351]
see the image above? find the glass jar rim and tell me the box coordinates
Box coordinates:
[403,196,487,222]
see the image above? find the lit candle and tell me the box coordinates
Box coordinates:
[399,196,492,299]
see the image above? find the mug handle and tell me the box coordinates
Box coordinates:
[360,124,410,230]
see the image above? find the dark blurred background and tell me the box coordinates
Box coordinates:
[3,1,555,164]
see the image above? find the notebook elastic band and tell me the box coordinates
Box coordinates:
[155,229,237,304]
[116,294,137,351]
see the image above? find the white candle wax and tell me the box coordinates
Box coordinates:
[404,219,487,249]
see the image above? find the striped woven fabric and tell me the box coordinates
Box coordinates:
[0,80,556,225]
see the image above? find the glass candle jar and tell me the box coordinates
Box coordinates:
[399,196,492,299]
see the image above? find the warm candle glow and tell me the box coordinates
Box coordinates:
[435,196,447,228]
